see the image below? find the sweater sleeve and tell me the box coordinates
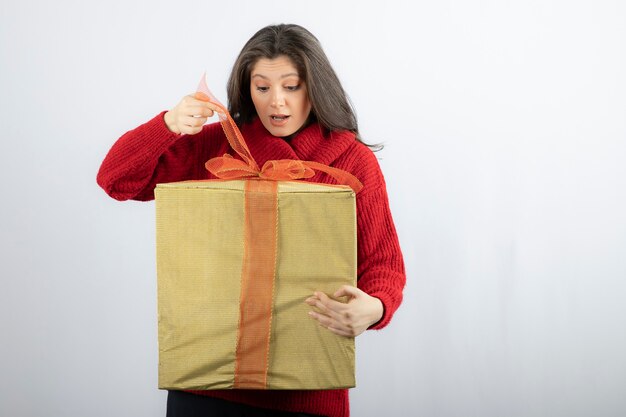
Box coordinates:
[96,112,221,201]
[352,149,406,330]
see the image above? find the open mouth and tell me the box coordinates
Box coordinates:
[269,114,291,127]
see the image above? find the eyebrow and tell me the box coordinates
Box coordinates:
[251,73,300,80]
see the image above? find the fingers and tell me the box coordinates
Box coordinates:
[177,117,207,135]
[165,94,218,134]
[189,94,222,114]
[308,310,355,337]
[181,115,209,128]
[305,291,347,317]
[305,286,383,338]
[305,291,358,337]
[334,284,361,299]
[181,95,216,118]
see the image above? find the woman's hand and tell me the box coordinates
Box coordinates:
[305,285,383,338]
[164,94,219,135]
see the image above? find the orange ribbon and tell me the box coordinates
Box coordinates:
[194,75,360,389]
[195,74,363,193]
[234,179,278,389]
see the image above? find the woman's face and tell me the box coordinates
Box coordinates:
[250,56,312,137]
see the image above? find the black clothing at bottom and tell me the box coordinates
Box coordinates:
[166,390,321,417]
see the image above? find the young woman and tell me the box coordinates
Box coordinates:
[97,23,405,417]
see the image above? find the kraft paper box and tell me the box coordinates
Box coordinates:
[155,179,356,390]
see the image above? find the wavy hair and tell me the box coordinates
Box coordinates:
[227,24,380,149]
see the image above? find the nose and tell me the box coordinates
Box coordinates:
[270,90,285,108]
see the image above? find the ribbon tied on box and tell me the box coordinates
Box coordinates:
[196,73,363,193]
[194,74,360,389]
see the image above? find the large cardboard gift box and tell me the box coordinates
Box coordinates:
[155,179,356,390]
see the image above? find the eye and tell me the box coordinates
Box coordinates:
[256,86,269,93]
[285,85,301,92]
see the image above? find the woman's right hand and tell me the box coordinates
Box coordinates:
[164,94,220,135]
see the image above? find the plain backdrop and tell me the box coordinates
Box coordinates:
[1,1,625,416]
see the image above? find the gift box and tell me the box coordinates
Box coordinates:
[155,179,357,390]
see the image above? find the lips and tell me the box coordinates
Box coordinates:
[269,114,290,127]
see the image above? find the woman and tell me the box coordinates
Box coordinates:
[97,23,405,417]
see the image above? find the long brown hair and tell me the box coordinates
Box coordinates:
[227,24,380,149]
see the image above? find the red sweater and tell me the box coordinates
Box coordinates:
[97,113,405,417]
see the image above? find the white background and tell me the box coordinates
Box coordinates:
[1,1,625,416]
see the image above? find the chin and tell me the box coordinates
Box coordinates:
[263,123,296,138]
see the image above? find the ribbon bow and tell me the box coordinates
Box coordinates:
[195,74,363,193]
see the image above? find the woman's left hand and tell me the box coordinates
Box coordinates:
[305,285,383,337]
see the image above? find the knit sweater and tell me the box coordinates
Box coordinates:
[97,113,405,417]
